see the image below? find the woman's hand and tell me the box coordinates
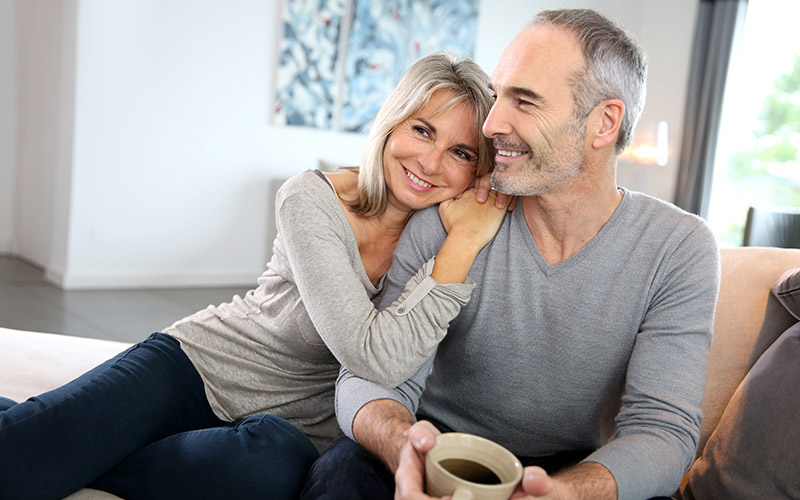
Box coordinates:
[431,189,513,284]
[473,172,517,211]
[439,188,510,250]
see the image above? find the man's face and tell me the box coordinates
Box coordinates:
[483,24,589,196]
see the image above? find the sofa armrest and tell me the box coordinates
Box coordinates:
[0,327,130,403]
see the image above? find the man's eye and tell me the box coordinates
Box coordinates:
[518,99,532,107]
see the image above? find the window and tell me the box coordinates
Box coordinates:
[706,0,800,246]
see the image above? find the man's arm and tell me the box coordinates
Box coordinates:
[351,399,416,472]
[352,399,449,500]
[510,463,615,500]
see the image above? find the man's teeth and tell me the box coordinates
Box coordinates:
[406,169,432,188]
[498,149,525,157]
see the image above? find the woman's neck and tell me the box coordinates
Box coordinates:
[326,170,411,284]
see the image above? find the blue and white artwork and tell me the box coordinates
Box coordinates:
[274,0,479,132]
[274,0,346,129]
[341,0,479,132]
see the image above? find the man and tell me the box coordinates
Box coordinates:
[303,8,719,500]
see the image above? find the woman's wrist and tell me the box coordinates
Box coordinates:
[430,236,481,284]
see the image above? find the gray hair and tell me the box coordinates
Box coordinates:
[351,51,494,217]
[532,9,648,153]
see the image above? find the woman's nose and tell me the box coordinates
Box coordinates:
[418,147,443,176]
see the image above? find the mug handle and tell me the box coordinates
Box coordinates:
[451,487,475,500]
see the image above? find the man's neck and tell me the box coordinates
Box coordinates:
[521,182,623,265]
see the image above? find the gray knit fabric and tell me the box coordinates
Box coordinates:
[165,170,474,451]
[336,188,720,500]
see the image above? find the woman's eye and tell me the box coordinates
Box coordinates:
[454,149,474,162]
[413,126,431,138]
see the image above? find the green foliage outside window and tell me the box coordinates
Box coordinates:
[717,55,800,245]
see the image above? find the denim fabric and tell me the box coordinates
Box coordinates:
[302,436,394,500]
[303,434,671,500]
[0,333,318,500]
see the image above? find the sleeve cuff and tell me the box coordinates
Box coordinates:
[392,257,475,316]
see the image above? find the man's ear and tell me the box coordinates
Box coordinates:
[590,99,624,149]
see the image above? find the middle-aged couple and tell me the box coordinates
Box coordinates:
[0,7,719,500]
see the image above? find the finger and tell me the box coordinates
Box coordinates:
[506,196,518,212]
[521,466,553,497]
[494,191,510,210]
[408,421,440,453]
[395,440,439,500]
[474,174,493,203]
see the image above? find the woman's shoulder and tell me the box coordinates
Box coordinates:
[278,169,334,198]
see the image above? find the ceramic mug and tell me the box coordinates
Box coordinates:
[425,432,523,500]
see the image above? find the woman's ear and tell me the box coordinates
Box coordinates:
[590,99,624,149]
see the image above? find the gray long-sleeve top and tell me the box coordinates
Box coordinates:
[165,170,474,451]
[336,188,720,500]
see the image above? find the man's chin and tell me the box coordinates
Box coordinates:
[491,171,531,196]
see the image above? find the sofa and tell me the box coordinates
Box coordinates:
[1,246,799,499]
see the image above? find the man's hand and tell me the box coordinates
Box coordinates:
[510,467,554,499]
[473,172,516,210]
[394,421,442,500]
[510,462,616,500]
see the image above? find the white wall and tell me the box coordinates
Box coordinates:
[6,0,698,289]
[14,0,77,267]
[0,0,16,253]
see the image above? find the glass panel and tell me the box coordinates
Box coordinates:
[706,0,800,246]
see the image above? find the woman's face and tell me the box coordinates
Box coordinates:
[382,91,480,214]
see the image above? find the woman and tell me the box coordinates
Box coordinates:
[0,52,504,500]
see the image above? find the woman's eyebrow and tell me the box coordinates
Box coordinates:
[415,117,437,135]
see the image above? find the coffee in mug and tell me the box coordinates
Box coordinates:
[425,432,523,500]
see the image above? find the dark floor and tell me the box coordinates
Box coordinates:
[0,255,249,343]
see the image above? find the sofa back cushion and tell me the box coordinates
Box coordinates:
[698,248,800,455]
[682,267,800,499]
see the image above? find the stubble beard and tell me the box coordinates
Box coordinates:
[491,118,586,196]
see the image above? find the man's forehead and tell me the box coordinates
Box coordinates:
[492,24,583,86]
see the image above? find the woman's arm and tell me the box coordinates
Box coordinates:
[277,174,504,386]
[431,188,508,284]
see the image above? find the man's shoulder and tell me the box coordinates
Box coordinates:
[621,189,719,267]
[623,189,712,234]
[409,205,442,223]
[404,206,445,236]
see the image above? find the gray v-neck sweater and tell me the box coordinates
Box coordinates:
[337,188,720,499]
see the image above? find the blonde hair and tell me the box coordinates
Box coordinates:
[350,52,494,217]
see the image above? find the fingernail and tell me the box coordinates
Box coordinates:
[525,467,547,479]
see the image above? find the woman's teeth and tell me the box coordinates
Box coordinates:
[405,169,432,188]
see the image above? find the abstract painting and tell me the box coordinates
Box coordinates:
[274,0,479,132]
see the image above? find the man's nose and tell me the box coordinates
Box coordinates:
[482,101,512,138]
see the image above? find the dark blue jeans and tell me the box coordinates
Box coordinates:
[0,333,318,500]
[303,434,673,500]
